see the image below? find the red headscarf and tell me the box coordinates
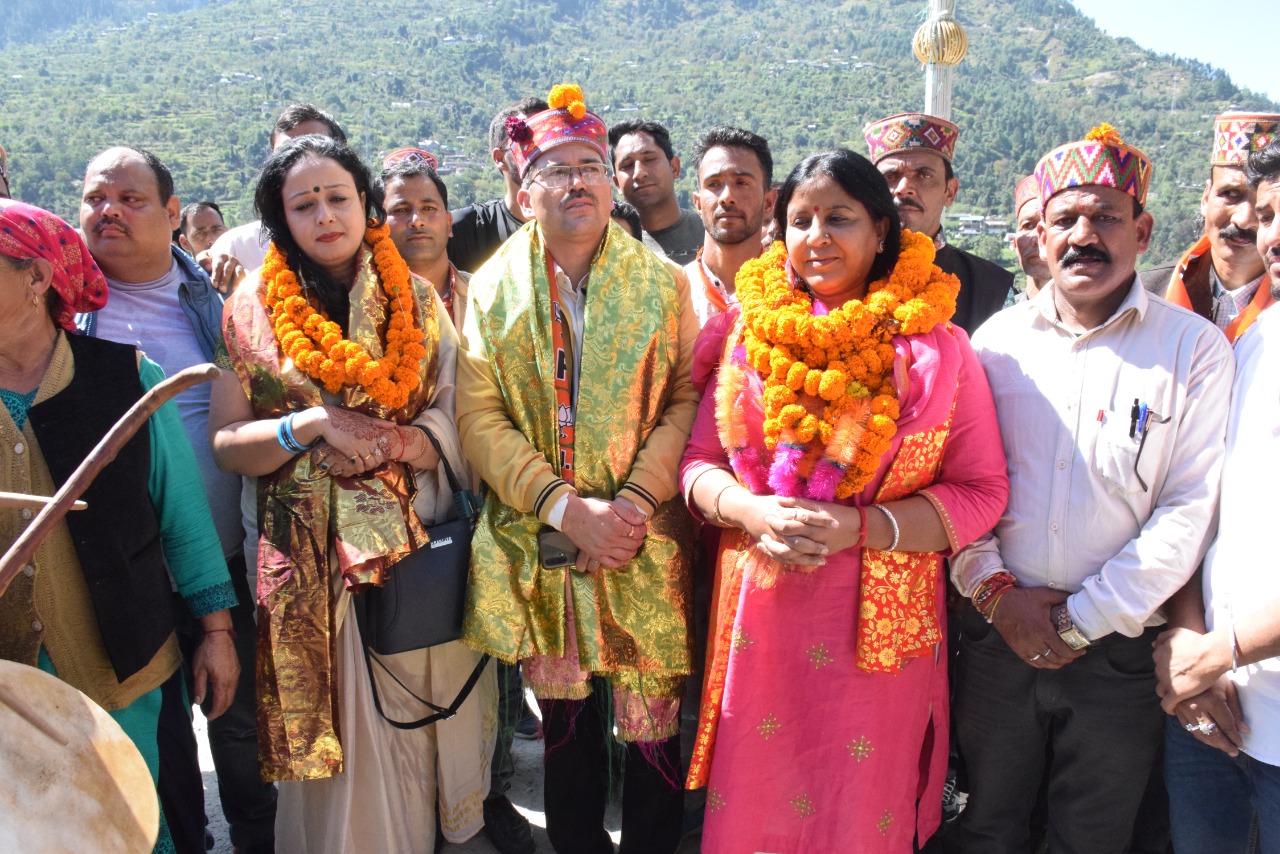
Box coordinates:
[0,199,108,331]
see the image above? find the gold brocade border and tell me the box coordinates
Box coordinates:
[855,397,956,674]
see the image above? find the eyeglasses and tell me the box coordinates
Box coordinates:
[530,163,610,189]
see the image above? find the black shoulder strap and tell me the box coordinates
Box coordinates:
[363,646,492,730]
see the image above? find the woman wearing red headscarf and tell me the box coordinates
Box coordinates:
[0,199,238,854]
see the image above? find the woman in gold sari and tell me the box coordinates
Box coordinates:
[208,135,494,853]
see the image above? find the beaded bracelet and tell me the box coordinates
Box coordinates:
[871,503,899,551]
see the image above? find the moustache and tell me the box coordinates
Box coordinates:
[1060,245,1111,266]
[893,197,924,212]
[93,218,129,235]
[1219,224,1257,244]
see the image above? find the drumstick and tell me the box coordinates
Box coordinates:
[0,493,87,511]
[0,683,69,746]
[0,363,220,597]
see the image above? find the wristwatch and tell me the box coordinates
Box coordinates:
[1052,604,1090,650]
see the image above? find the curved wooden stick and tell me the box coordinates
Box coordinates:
[0,363,220,597]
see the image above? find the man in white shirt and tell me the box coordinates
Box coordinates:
[683,126,775,327]
[1154,138,1280,853]
[949,126,1234,853]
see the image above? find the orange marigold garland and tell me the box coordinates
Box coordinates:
[263,222,428,410]
[726,230,958,501]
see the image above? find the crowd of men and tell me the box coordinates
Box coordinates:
[2,95,1279,854]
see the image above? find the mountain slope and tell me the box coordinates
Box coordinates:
[1,0,1274,265]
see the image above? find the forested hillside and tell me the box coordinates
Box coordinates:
[1,0,1274,265]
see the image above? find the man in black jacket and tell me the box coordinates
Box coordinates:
[864,113,1012,334]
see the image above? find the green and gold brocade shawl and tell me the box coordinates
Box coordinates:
[222,246,439,781]
[462,222,693,688]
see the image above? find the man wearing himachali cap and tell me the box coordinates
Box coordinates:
[1011,174,1051,301]
[1153,112,1279,344]
[864,113,1013,334]
[948,125,1234,852]
[456,84,700,853]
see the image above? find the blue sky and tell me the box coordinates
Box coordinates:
[1071,0,1276,102]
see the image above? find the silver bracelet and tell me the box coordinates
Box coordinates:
[871,503,899,551]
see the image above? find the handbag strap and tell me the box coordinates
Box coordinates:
[412,424,484,525]
[362,645,492,730]
[412,424,464,498]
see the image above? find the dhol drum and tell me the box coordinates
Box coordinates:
[0,659,158,852]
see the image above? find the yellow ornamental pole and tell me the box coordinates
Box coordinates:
[914,0,968,120]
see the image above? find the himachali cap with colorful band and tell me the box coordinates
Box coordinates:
[1212,112,1280,166]
[382,147,439,171]
[1014,175,1039,214]
[1034,123,1152,207]
[862,112,960,164]
[507,83,608,182]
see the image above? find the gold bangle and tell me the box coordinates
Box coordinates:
[711,483,738,527]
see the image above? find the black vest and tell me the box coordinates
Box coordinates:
[27,334,174,683]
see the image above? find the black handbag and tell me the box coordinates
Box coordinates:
[352,425,490,729]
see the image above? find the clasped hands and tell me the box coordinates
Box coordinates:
[560,494,648,574]
[989,587,1084,671]
[1154,627,1247,756]
[296,406,437,477]
[736,494,860,566]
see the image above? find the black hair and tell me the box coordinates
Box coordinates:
[610,198,642,239]
[690,126,773,188]
[490,97,550,174]
[179,200,223,233]
[1247,138,1280,190]
[489,97,550,153]
[775,149,902,285]
[270,103,347,147]
[254,135,384,332]
[94,145,175,202]
[608,119,676,165]
[379,159,449,209]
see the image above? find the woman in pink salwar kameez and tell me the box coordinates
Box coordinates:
[681,149,1008,852]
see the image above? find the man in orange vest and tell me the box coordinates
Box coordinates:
[1159,112,1279,344]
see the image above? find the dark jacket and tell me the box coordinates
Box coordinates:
[934,244,1015,336]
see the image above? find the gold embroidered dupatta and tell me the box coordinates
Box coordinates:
[460,222,694,690]
[222,247,440,781]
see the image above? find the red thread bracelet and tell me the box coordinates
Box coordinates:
[855,504,868,549]
[204,628,237,640]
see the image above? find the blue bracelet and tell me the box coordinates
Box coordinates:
[277,415,302,454]
[277,412,312,454]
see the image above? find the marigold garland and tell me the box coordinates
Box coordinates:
[263,222,428,410]
[733,230,958,500]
